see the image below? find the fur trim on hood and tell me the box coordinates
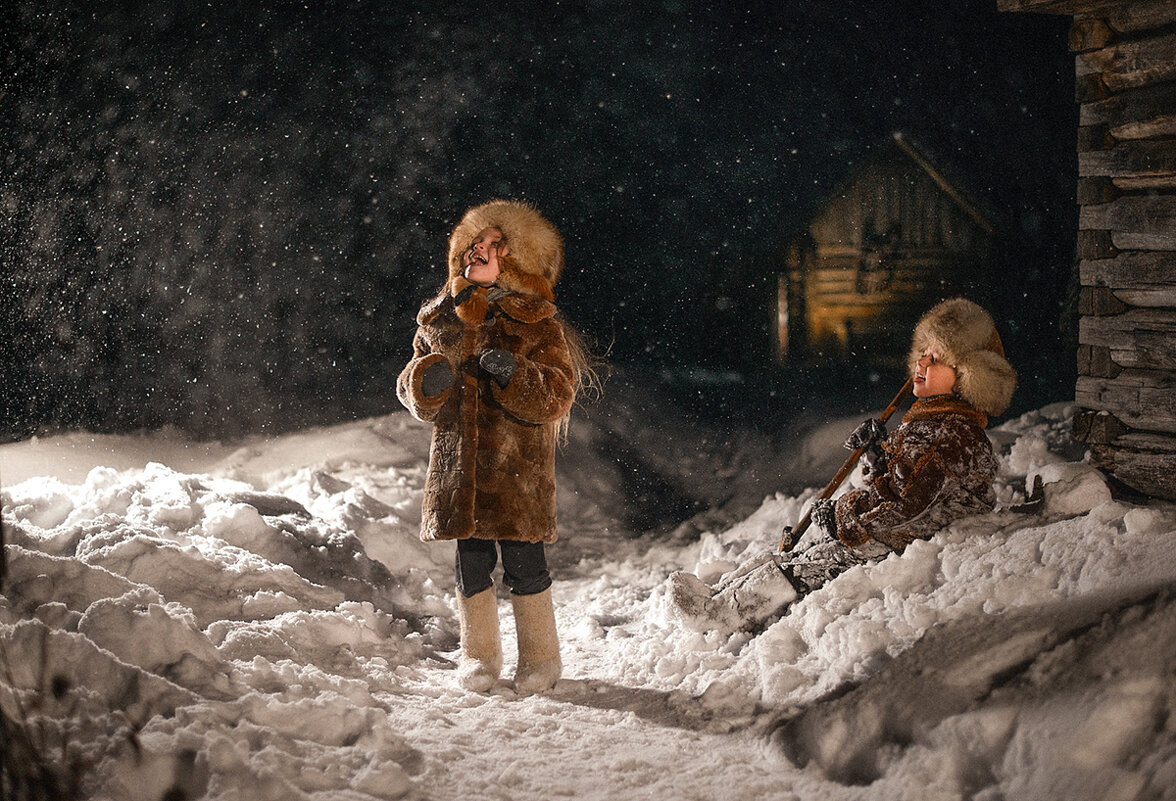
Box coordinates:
[909,297,1017,417]
[447,199,564,301]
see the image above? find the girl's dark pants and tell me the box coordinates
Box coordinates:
[455,538,552,598]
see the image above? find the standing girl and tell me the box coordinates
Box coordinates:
[398,199,591,693]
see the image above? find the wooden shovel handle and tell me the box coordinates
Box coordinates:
[777,375,915,553]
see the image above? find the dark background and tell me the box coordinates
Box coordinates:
[1,0,1077,441]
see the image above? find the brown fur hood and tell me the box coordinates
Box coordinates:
[446,199,564,302]
[908,298,1017,417]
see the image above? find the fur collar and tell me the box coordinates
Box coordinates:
[417,277,557,326]
[902,394,988,430]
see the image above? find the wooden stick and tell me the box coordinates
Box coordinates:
[777,376,915,553]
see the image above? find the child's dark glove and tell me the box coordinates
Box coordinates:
[479,349,516,389]
[860,442,886,477]
[845,418,886,451]
[421,361,455,397]
[810,498,837,539]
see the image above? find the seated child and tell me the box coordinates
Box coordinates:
[669,297,1016,632]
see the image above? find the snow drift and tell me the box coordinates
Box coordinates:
[2,401,1175,800]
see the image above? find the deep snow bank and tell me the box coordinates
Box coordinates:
[1,402,1175,800]
[628,403,1176,799]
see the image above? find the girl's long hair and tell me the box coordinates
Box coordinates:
[556,314,605,441]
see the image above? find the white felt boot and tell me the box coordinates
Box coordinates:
[456,586,503,692]
[511,588,561,694]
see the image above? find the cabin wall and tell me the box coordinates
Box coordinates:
[1056,1,1176,498]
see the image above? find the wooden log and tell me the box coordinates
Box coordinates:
[999,0,1176,28]
[1077,176,1119,206]
[1075,51,1099,82]
[1114,431,1176,454]
[1079,285,1129,316]
[999,0,1142,17]
[1077,343,1124,378]
[996,0,1082,13]
[1113,233,1176,251]
[1077,344,1091,376]
[1080,196,1176,250]
[1092,344,1124,377]
[1106,0,1176,33]
[1114,176,1176,192]
[1081,82,1176,140]
[1077,124,1116,152]
[1080,33,1176,92]
[1073,408,1128,444]
[1079,139,1176,179]
[1111,115,1176,141]
[1075,368,1176,392]
[1075,374,1176,434]
[1079,308,1176,342]
[1114,287,1176,307]
[813,291,936,310]
[1079,310,1176,372]
[1096,447,1176,501]
[1076,71,1113,104]
[1076,369,1165,396]
[1077,229,1118,260]
[1080,252,1176,292]
[1080,253,1176,308]
[1070,18,1114,51]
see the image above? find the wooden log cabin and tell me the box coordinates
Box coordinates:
[1001,0,1176,500]
[776,132,997,367]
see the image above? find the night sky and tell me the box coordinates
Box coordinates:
[1,0,1077,439]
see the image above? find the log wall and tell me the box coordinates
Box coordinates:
[1011,0,1176,499]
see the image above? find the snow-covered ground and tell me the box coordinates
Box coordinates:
[2,393,1175,801]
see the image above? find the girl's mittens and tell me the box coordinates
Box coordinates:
[479,348,517,389]
[421,361,455,397]
[399,352,452,422]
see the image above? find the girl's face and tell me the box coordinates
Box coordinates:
[463,227,508,285]
[913,349,957,398]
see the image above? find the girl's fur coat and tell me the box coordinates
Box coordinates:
[398,200,575,543]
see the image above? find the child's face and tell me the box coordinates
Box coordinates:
[913,349,957,398]
[462,227,508,285]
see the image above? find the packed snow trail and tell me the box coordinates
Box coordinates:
[2,402,1176,800]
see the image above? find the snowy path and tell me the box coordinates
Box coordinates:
[362,552,847,801]
[387,584,783,801]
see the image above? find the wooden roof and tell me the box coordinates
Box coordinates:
[802,131,996,238]
[890,133,995,234]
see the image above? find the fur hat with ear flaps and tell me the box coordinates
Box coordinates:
[447,199,564,301]
[910,298,1017,417]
